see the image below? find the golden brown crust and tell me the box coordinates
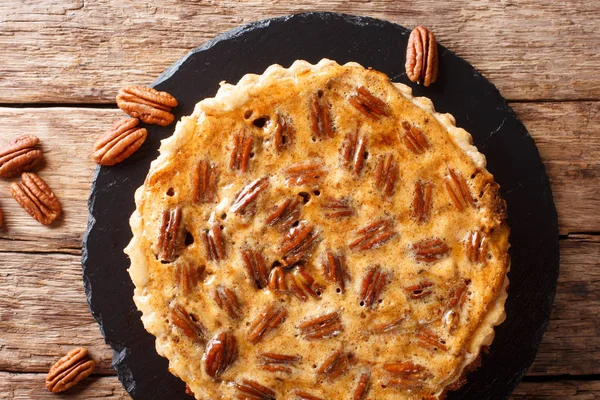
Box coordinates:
[125,59,510,399]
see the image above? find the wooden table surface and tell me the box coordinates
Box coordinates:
[0,1,598,399]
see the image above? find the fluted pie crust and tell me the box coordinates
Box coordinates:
[125,59,510,400]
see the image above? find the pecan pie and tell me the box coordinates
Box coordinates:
[125,59,510,399]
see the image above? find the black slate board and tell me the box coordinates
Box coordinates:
[82,12,559,400]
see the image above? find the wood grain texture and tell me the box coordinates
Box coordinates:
[527,234,600,376]
[0,372,129,399]
[0,101,597,247]
[511,380,600,399]
[0,250,115,374]
[0,1,598,395]
[0,0,598,103]
[511,102,600,235]
[1,373,599,400]
[0,108,114,252]
[0,236,596,376]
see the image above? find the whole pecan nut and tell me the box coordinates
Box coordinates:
[92,117,148,166]
[0,134,43,178]
[405,26,439,87]
[116,86,178,126]
[10,172,62,225]
[45,347,96,393]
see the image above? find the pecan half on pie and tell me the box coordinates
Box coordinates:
[125,59,510,399]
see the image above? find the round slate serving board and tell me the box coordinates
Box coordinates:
[82,12,559,400]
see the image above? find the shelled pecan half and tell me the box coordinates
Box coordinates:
[445,168,474,211]
[156,206,183,262]
[0,208,3,229]
[415,328,448,352]
[288,267,324,301]
[412,238,449,263]
[10,172,61,225]
[297,311,343,340]
[321,197,354,218]
[201,223,226,261]
[341,131,367,175]
[448,279,471,309]
[231,177,269,213]
[401,121,430,154]
[360,266,390,308]
[242,248,270,289]
[92,118,147,166]
[234,379,276,400]
[369,317,406,334]
[170,303,207,344]
[349,218,396,251]
[274,113,295,151]
[285,162,326,186]
[383,361,433,389]
[310,92,334,138]
[353,371,371,400]
[280,221,319,266]
[466,230,488,263]
[214,284,242,319]
[317,349,356,381]
[384,361,429,376]
[45,347,95,393]
[116,86,178,126]
[265,198,301,230]
[267,266,287,292]
[229,131,254,173]
[248,304,287,344]
[349,86,390,119]
[405,26,439,87]
[374,154,399,198]
[204,331,238,379]
[0,134,43,177]
[413,181,433,223]
[322,249,349,294]
[258,352,301,374]
[175,263,205,296]
[193,159,218,203]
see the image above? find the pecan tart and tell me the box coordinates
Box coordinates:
[125,59,510,399]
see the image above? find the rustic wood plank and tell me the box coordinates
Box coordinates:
[511,102,600,235]
[512,380,600,399]
[0,1,597,398]
[0,372,129,399]
[0,1,598,103]
[527,234,600,376]
[0,235,597,376]
[0,108,112,251]
[0,251,115,374]
[1,375,600,400]
[0,102,597,246]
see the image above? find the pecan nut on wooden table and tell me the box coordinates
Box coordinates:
[10,172,62,226]
[45,347,96,393]
[116,86,179,126]
[0,134,43,178]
